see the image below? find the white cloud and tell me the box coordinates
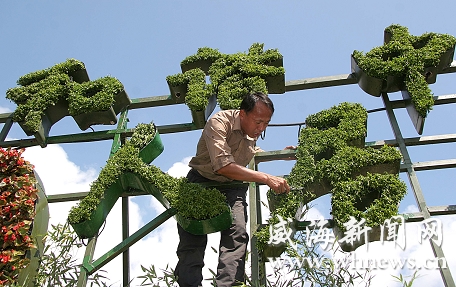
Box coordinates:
[0,106,12,113]
[166,156,191,178]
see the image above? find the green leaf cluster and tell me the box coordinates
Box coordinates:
[167,43,284,112]
[5,59,125,133]
[331,173,407,232]
[180,47,222,66]
[353,24,456,117]
[68,76,124,116]
[68,123,228,225]
[255,102,406,253]
[129,122,157,150]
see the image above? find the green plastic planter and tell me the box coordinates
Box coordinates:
[69,133,165,239]
[190,94,217,129]
[168,82,188,104]
[265,57,285,94]
[138,130,164,165]
[262,242,287,259]
[70,180,124,239]
[72,89,131,131]
[175,207,233,235]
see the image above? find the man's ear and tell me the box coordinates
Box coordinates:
[239,109,246,120]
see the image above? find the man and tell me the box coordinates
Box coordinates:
[174,92,291,287]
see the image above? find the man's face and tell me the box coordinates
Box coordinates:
[239,101,273,138]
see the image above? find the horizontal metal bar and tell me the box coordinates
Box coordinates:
[406,159,456,172]
[255,149,296,164]
[366,133,456,148]
[129,95,180,109]
[285,74,357,92]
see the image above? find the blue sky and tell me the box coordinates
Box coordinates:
[1,1,456,286]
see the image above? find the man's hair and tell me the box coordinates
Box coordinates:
[240,92,274,114]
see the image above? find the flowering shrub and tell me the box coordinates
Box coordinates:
[0,148,38,286]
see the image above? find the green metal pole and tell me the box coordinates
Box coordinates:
[382,92,455,287]
[83,208,177,274]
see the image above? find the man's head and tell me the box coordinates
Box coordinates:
[239,92,274,138]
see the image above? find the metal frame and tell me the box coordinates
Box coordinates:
[0,62,455,286]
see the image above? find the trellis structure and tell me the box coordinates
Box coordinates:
[0,63,455,286]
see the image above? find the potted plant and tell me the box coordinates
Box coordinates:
[255,102,407,256]
[68,122,164,238]
[166,68,208,104]
[68,76,131,131]
[351,24,456,133]
[331,173,406,252]
[165,43,285,126]
[68,122,231,238]
[6,59,87,146]
[0,148,49,286]
[5,59,132,145]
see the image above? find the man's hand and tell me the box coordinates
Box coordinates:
[266,175,290,195]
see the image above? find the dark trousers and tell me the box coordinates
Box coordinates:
[174,169,249,287]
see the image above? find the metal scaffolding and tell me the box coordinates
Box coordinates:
[1,63,455,286]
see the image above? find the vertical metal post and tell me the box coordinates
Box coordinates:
[122,196,130,286]
[77,236,98,287]
[248,158,266,286]
[77,110,130,287]
[382,92,455,287]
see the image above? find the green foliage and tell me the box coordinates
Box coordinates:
[391,271,421,287]
[255,102,406,253]
[353,24,456,117]
[180,47,222,66]
[130,122,157,150]
[331,173,407,232]
[167,43,285,112]
[5,59,126,133]
[68,123,228,225]
[68,76,124,116]
[16,58,85,87]
[34,222,111,287]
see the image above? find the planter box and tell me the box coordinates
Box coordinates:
[175,207,233,235]
[402,90,425,135]
[70,179,124,239]
[265,57,285,94]
[73,108,117,131]
[69,68,90,83]
[69,136,166,239]
[191,94,217,129]
[305,179,332,201]
[262,242,287,259]
[351,55,441,97]
[112,90,132,115]
[167,82,188,104]
[138,129,165,165]
[17,171,49,287]
[121,172,170,209]
[72,89,131,131]
[18,98,70,147]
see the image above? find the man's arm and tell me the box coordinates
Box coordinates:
[216,162,290,194]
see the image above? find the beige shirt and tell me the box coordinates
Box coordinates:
[189,110,261,182]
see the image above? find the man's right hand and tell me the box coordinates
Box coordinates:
[267,175,290,195]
